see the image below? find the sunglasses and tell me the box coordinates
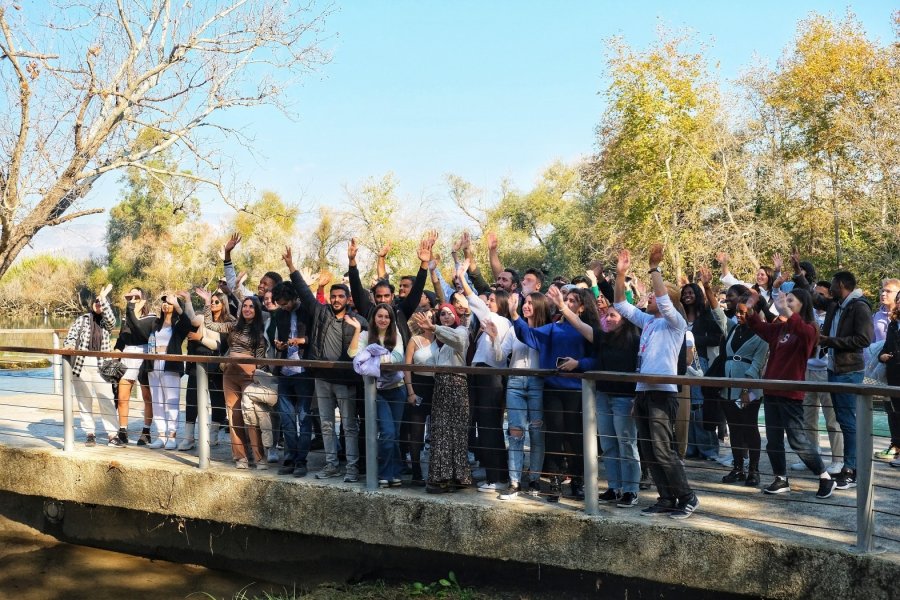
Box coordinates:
[210,300,222,305]
[93,299,101,304]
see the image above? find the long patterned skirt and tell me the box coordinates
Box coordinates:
[428,373,471,485]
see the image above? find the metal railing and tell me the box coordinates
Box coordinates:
[0,344,898,555]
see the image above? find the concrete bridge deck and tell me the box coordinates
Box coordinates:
[1,390,899,599]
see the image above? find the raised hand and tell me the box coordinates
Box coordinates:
[773,252,784,272]
[648,243,664,269]
[282,246,295,272]
[584,270,598,286]
[298,267,314,284]
[456,259,470,281]
[224,233,241,256]
[317,270,333,287]
[486,231,498,252]
[546,284,565,308]
[343,313,361,330]
[194,287,212,304]
[412,311,435,332]
[507,290,520,319]
[236,271,248,289]
[481,319,498,340]
[417,232,437,264]
[715,251,729,265]
[99,283,113,299]
[617,249,631,274]
[347,237,358,263]
[378,241,392,258]
[790,245,802,273]
[698,266,713,286]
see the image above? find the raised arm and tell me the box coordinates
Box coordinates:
[346,237,374,317]
[98,284,116,331]
[376,242,390,281]
[648,243,686,331]
[613,249,652,329]
[398,232,435,317]
[549,284,594,343]
[486,231,503,280]
[283,247,319,310]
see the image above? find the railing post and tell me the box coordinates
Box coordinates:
[582,378,599,516]
[62,356,74,452]
[196,362,210,469]
[52,332,61,395]
[855,393,875,553]
[364,376,378,491]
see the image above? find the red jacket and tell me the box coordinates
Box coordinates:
[746,312,818,400]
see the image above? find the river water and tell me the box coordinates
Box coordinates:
[0,515,281,600]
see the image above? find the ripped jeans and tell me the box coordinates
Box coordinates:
[506,376,544,485]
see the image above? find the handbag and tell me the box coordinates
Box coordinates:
[242,369,279,407]
[99,358,127,383]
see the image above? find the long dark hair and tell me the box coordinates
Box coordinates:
[601,306,640,350]
[786,288,820,351]
[681,283,709,316]
[568,288,601,329]
[235,296,265,349]
[369,303,398,349]
[754,266,775,293]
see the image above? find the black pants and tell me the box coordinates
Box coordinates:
[403,374,434,480]
[722,398,762,472]
[470,370,507,483]
[634,391,692,501]
[543,387,583,478]
[185,369,226,424]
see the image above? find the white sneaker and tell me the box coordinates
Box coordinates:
[148,438,165,449]
[826,461,844,475]
[477,481,501,493]
[267,447,279,463]
[164,438,177,450]
[790,461,806,471]
[177,438,195,451]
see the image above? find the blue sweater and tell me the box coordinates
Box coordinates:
[512,317,590,390]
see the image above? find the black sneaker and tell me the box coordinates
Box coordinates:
[721,468,746,483]
[763,477,790,494]
[640,498,676,516]
[498,483,520,500]
[599,489,621,503]
[85,434,96,447]
[526,480,541,497]
[617,492,638,508]
[547,476,561,503]
[834,467,857,490]
[107,436,125,448]
[118,429,129,445]
[293,463,308,478]
[745,470,760,487]
[816,477,837,499]
[669,493,699,519]
[569,477,585,500]
[278,462,295,475]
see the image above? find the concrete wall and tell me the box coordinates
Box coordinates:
[2,445,898,600]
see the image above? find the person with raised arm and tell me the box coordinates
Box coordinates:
[744,287,837,499]
[613,245,698,519]
[553,283,642,507]
[282,246,366,482]
[411,308,470,493]
[145,291,191,449]
[717,251,778,320]
[456,259,513,493]
[492,291,551,500]
[403,307,437,486]
[64,284,118,447]
[347,233,435,347]
[510,281,599,502]
[222,233,283,301]
[200,287,268,469]
[114,288,157,446]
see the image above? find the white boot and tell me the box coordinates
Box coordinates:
[209,422,221,447]
[178,423,196,451]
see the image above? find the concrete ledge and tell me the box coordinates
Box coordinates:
[2,445,898,600]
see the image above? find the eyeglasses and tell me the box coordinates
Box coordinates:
[210,300,222,305]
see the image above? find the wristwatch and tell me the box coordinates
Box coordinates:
[647,267,661,275]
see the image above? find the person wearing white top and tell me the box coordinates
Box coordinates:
[613,245,698,520]
[457,261,513,492]
[403,308,437,486]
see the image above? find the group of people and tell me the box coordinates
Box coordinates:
[65,230,900,520]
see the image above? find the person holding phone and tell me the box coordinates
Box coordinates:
[510,287,600,502]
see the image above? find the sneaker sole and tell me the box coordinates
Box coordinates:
[816,482,837,499]
[763,486,791,494]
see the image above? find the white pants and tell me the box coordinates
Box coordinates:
[149,370,182,437]
[73,356,118,437]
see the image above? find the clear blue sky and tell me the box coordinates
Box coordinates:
[31,1,896,258]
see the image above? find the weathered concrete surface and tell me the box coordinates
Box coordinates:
[0,444,897,600]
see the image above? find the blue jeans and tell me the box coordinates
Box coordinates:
[376,385,408,480]
[687,356,720,459]
[828,370,862,470]
[277,373,314,465]
[596,392,640,493]
[506,376,544,485]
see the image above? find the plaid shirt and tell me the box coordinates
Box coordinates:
[63,297,116,378]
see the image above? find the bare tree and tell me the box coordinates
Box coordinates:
[0,0,332,278]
